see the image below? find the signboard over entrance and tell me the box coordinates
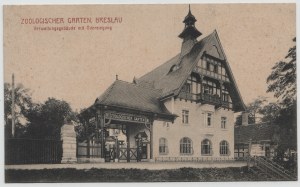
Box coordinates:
[104,111,150,124]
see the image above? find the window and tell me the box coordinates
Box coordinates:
[214,64,218,73]
[159,138,168,154]
[207,113,212,126]
[182,83,191,93]
[221,117,227,129]
[180,137,193,154]
[182,110,189,124]
[206,61,210,70]
[201,139,212,155]
[220,141,229,155]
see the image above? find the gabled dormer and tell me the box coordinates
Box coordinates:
[177,30,244,111]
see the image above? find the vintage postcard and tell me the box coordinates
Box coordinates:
[2,2,297,184]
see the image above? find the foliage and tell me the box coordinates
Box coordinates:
[266,37,297,159]
[267,37,296,106]
[6,167,281,182]
[235,96,267,125]
[24,98,78,140]
[4,83,33,138]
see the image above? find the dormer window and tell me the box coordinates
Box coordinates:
[169,65,180,73]
[182,83,191,93]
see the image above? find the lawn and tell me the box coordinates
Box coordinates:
[5,166,276,182]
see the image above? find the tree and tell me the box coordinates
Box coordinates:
[235,96,267,125]
[24,98,78,139]
[4,82,33,138]
[266,37,297,164]
[267,37,296,106]
[259,102,281,123]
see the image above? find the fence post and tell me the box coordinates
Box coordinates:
[61,121,77,163]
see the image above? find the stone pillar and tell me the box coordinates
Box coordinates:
[61,122,77,163]
[242,112,249,125]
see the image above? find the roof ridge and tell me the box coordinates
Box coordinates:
[115,79,163,92]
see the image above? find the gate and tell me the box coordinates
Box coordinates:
[107,148,141,162]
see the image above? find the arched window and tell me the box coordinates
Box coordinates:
[220,140,229,155]
[180,137,193,154]
[201,139,212,155]
[159,138,168,154]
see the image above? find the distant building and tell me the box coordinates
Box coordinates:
[79,6,246,162]
[234,122,277,159]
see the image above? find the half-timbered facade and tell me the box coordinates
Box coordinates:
[79,7,246,162]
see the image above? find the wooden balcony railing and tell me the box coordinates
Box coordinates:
[177,91,232,109]
[193,66,230,82]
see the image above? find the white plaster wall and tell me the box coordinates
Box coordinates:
[153,98,234,159]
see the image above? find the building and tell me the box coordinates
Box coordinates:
[234,122,278,159]
[78,6,246,162]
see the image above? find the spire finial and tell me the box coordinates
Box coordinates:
[116,74,118,80]
[189,4,191,13]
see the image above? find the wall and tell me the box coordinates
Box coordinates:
[153,97,234,160]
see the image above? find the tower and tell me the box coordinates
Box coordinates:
[179,5,202,57]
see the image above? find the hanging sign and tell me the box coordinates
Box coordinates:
[104,111,149,124]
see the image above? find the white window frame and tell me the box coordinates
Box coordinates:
[159,138,168,155]
[201,139,212,156]
[221,117,227,129]
[205,112,213,127]
[220,140,229,156]
[180,137,193,155]
[182,110,189,124]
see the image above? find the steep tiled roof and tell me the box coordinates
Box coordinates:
[138,32,213,97]
[137,30,246,111]
[95,80,172,116]
[234,123,276,144]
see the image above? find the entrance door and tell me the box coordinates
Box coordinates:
[141,143,148,159]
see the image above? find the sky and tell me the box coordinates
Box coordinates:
[3,4,296,111]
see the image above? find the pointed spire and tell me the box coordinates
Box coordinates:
[178,5,202,57]
[188,4,191,14]
[133,76,137,84]
[179,5,201,40]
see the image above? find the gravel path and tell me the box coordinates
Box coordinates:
[5,161,247,170]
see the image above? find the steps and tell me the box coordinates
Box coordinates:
[248,156,297,181]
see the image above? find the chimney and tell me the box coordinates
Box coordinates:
[242,112,249,125]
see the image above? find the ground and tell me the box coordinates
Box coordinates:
[5,166,283,182]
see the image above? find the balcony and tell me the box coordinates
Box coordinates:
[177,91,232,109]
[193,66,230,82]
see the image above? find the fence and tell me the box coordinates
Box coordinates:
[5,138,62,165]
[77,141,102,158]
[155,156,236,162]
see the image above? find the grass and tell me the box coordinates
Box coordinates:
[5,166,278,183]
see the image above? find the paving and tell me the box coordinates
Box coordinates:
[5,161,248,170]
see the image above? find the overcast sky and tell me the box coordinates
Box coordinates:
[4,4,296,111]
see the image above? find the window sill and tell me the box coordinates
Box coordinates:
[180,153,193,155]
[201,154,213,156]
[159,153,169,155]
